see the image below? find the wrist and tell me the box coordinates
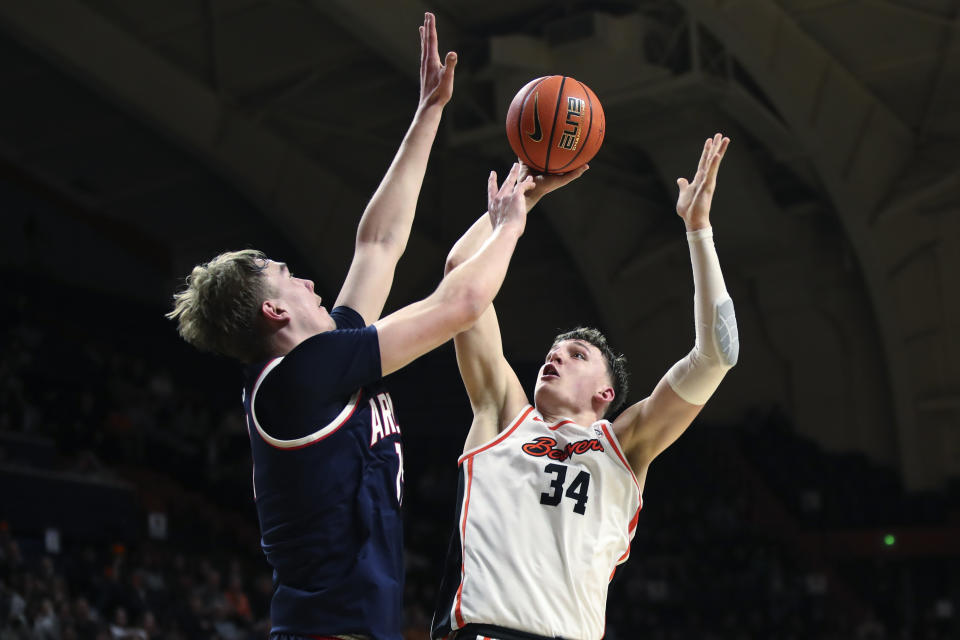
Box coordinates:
[686,226,713,241]
[414,101,444,123]
[684,217,711,232]
[492,219,525,238]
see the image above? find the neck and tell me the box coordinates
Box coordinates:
[537,404,602,426]
[267,326,316,359]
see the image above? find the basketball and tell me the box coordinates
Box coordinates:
[505,75,605,174]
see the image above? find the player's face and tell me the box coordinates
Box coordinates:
[262,260,334,334]
[534,339,612,416]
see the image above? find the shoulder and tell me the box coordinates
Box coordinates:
[331,305,367,330]
[254,325,381,406]
[281,322,380,374]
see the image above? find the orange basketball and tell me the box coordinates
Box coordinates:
[505,75,605,175]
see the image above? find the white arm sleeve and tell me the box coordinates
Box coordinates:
[665,226,738,405]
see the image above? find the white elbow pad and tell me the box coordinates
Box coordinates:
[666,227,738,405]
[714,297,739,367]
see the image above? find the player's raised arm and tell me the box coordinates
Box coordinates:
[374,164,534,376]
[444,164,589,449]
[614,134,738,484]
[334,12,457,324]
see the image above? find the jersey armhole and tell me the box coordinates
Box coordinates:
[600,422,644,510]
[457,405,534,465]
[249,357,363,449]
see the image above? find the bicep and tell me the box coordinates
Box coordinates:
[334,243,400,325]
[615,376,704,473]
[374,291,471,377]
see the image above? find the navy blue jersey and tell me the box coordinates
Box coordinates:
[242,306,404,639]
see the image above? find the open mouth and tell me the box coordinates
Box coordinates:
[542,363,559,378]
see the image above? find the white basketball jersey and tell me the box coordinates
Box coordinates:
[436,405,642,640]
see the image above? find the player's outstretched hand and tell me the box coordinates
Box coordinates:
[676,133,730,230]
[518,162,590,211]
[419,12,457,110]
[488,163,536,234]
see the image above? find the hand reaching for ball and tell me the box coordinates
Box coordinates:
[518,162,590,211]
[487,163,536,234]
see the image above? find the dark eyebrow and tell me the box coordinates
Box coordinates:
[568,341,591,357]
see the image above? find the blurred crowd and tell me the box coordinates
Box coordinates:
[0,524,272,640]
[1,272,957,639]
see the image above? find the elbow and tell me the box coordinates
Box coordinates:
[357,235,405,263]
[721,298,739,367]
[444,250,464,277]
[708,296,739,367]
[446,285,488,332]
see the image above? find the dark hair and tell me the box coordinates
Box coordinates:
[552,327,629,418]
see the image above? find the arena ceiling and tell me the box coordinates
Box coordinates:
[0,0,957,489]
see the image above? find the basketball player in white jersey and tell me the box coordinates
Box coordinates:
[431,134,738,640]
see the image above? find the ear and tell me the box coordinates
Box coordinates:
[261,299,289,325]
[596,385,615,404]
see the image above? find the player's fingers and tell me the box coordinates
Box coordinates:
[501,162,521,193]
[677,177,689,190]
[517,161,530,179]
[427,12,439,60]
[705,137,729,184]
[421,16,431,67]
[566,164,590,182]
[697,137,712,173]
[717,136,730,162]
[444,51,457,73]
[487,171,498,205]
[516,176,537,194]
[707,134,724,165]
[420,16,428,67]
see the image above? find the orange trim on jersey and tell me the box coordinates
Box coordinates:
[600,423,642,500]
[458,405,535,465]
[547,419,575,431]
[615,504,642,568]
[602,422,643,574]
[454,456,475,628]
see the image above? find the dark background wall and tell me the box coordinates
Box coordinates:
[0,1,958,638]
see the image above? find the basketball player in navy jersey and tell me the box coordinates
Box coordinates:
[432,135,738,640]
[168,13,586,640]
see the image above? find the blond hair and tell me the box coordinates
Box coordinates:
[167,249,270,362]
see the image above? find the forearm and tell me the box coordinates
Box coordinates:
[355,104,444,251]
[666,226,738,405]
[373,221,522,378]
[445,213,494,274]
[445,183,553,274]
[438,222,523,317]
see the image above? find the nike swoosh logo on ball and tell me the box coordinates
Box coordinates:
[527,92,543,142]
